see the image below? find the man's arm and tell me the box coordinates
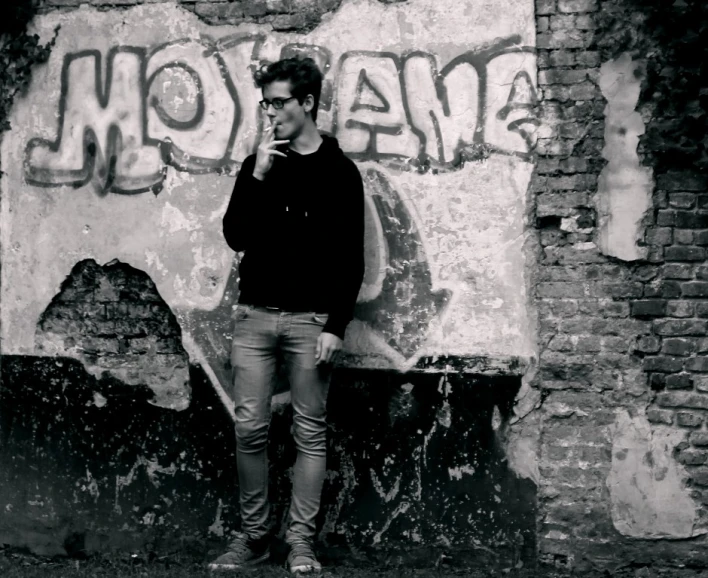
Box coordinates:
[222,155,262,252]
[322,160,366,340]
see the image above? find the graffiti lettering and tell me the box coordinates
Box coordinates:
[24,36,538,194]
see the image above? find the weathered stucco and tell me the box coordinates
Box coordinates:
[596,52,653,262]
[607,410,702,539]
[1,0,538,397]
[0,0,540,564]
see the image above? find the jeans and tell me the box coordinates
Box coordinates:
[230,305,332,544]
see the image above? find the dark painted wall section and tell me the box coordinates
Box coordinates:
[0,353,534,566]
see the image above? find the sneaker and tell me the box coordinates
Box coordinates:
[286,539,322,575]
[208,532,270,572]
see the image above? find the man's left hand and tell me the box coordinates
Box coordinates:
[316,332,342,365]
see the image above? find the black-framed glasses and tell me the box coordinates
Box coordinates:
[259,96,297,110]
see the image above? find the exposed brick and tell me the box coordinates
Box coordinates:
[695,376,708,392]
[669,193,697,209]
[574,14,595,29]
[645,227,673,246]
[682,282,708,298]
[666,373,693,390]
[643,357,683,373]
[575,51,600,67]
[243,0,268,17]
[697,302,708,318]
[602,282,644,299]
[656,210,676,227]
[600,301,630,318]
[537,30,593,50]
[559,157,588,173]
[536,0,557,15]
[697,231,708,246]
[602,336,629,353]
[686,357,708,373]
[667,301,695,318]
[662,338,696,357]
[549,335,574,352]
[90,0,137,4]
[195,1,244,20]
[690,468,708,486]
[677,411,704,428]
[664,264,695,280]
[558,0,597,12]
[538,282,586,299]
[650,373,666,391]
[647,408,674,425]
[549,50,575,67]
[657,172,708,192]
[576,335,602,353]
[679,449,708,465]
[691,432,708,447]
[547,174,597,190]
[567,81,598,100]
[654,319,708,336]
[674,229,694,245]
[537,192,590,217]
[635,335,662,354]
[630,300,666,318]
[675,212,708,229]
[665,246,706,261]
[540,299,580,318]
[644,281,681,299]
[540,69,592,85]
[657,392,708,410]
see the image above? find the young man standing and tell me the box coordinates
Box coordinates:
[209,57,365,574]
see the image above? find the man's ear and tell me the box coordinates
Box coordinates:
[303,94,315,114]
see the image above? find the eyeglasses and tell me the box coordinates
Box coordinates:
[259,96,297,110]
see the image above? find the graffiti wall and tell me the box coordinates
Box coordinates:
[1,0,537,411]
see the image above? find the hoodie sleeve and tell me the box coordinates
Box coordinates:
[222,154,263,252]
[323,159,366,339]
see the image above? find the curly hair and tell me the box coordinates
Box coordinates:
[253,56,323,121]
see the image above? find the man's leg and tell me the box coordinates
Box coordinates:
[209,306,279,572]
[281,312,332,572]
[231,306,279,539]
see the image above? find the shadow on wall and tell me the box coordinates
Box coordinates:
[0,358,535,567]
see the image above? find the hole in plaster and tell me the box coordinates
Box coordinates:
[536,215,562,229]
[35,259,191,411]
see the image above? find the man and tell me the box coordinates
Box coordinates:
[209,57,365,574]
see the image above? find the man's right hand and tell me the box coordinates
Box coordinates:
[253,123,289,181]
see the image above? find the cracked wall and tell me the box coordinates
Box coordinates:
[2,0,538,377]
[0,0,540,566]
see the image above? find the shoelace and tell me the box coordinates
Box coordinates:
[226,533,252,556]
[289,540,316,563]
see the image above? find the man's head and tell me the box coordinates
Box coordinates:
[253,57,323,140]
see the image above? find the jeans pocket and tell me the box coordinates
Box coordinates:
[312,312,329,325]
[232,304,250,321]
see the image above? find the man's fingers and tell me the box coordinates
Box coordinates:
[315,335,323,363]
[269,151,288,158]
[270,139,291,146]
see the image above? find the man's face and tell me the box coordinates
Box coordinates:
[262,80,308,141]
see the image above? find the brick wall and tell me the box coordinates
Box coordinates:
[35,260,189,406]
[6,0,708,570]
[40,0,343,31]
[535,0,708,571]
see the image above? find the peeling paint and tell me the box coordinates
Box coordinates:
[606,409,704,539]
[596,52,653,261]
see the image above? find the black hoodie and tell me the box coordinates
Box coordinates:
[222,134,365,339]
